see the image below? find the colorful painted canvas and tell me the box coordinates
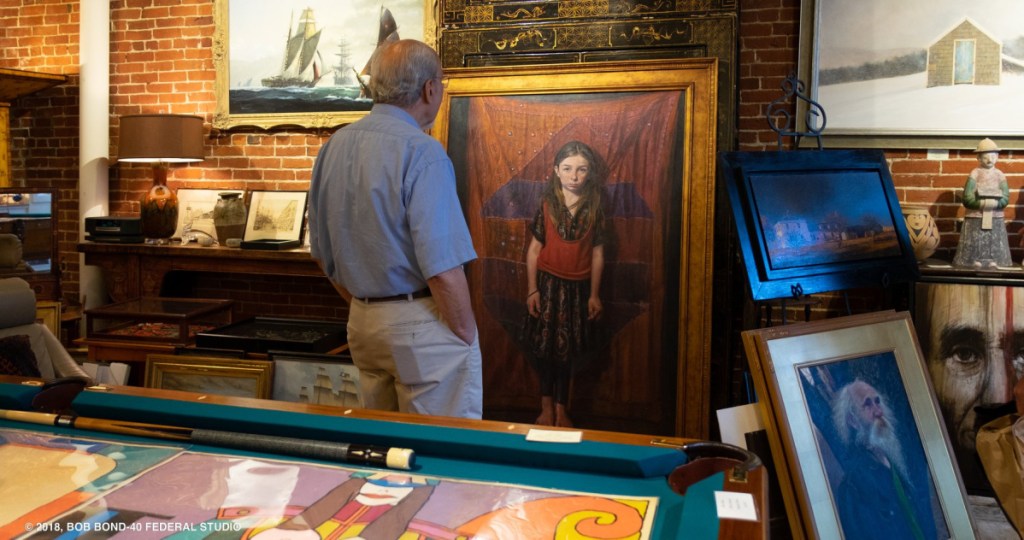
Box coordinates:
[0,428,659,539]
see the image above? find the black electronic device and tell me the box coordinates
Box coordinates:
[85,216,143,237]
[84,234,145,244]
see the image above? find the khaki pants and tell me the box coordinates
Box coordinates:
[347,297,482,419]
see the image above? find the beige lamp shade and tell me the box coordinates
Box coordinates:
[118,114,204,163]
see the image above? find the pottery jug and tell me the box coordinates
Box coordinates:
[213,192,247,243]
[901,205,940,261]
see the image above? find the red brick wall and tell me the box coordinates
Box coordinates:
[1,0,81,304]
[2,0,1021,321]
[2,0,344,320]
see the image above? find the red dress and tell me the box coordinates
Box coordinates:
[521,200,606,371]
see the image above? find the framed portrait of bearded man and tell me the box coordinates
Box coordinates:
[743,311,974,540]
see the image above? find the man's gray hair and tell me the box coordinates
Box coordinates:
[832,382,856,445]
[831,379,899,443]
[367,40,440,107]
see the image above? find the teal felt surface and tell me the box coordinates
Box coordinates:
[0,383,730,539]
[71,390,687,478]
[0,381,42,409]
[678,471,725,539]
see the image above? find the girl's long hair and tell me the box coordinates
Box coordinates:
[543,140,608,230]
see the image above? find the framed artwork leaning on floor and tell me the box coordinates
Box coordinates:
[743,311,975,539]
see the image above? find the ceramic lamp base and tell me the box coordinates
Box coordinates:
[140,181,178,243]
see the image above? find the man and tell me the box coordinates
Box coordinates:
[308,39,482,419]
[831,379,942,540]
[915,283,1024,491]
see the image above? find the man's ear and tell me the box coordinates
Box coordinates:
[846,411,859,431]
[423,78,439,103]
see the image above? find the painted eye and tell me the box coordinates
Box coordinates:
[948,345,983,366]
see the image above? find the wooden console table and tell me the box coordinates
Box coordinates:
[78,242,326,302]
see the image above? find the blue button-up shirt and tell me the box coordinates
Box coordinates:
[308,104,476,298]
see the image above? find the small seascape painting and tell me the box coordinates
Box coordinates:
[271,352,361,407]
[749,170,902,269]
[720,149,918,301]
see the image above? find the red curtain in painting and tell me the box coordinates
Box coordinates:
[458,90,683,430]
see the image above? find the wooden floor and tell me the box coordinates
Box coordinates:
[970,495,1019,539]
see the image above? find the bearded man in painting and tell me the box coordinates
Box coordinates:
[830,379,945,539]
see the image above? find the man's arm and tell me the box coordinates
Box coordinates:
[427,265,477,344]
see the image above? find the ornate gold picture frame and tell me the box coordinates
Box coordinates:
[34,300,60,336]
[144,354,274,399]
[433,59,717,437]
[213,0,436,131]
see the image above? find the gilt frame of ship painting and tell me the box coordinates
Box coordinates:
[718,149,919,302]
[432,59,717,438]
[213,0,435,130]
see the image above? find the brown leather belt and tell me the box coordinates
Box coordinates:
[360,289,432,303]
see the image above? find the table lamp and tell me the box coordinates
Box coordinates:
[118,114,204,244]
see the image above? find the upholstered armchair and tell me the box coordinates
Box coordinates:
[0,277,91,382]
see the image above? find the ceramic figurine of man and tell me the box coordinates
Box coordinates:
[953,138,1012,268]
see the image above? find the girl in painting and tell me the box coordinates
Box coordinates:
[521,140,608,427]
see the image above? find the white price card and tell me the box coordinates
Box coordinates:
[714,491,758,521]
[526,429,583,443]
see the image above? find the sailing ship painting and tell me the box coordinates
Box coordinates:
[225,0,423,118]
[334,40,356,86]
[261,8,326,88]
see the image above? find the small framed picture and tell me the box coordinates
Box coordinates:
[742,311,975,539]
[144,353,273,399]
[241,190,308,250]
[268,350,360,408]
[34,300,60,336]
[173,189,244,241]
[719,149,919,301]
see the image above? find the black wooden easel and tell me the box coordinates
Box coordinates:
[754,74,852,327]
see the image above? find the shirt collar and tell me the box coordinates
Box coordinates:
[371,103,419,128]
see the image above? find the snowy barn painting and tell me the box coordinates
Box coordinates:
[810,1,1024,135]
[927,18,1001,87]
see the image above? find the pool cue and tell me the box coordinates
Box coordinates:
[0,409,415,470]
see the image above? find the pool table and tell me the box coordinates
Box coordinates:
[0,375,767,539]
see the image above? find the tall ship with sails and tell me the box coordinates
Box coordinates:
[333,40,355,86]
[262,8,326,88]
